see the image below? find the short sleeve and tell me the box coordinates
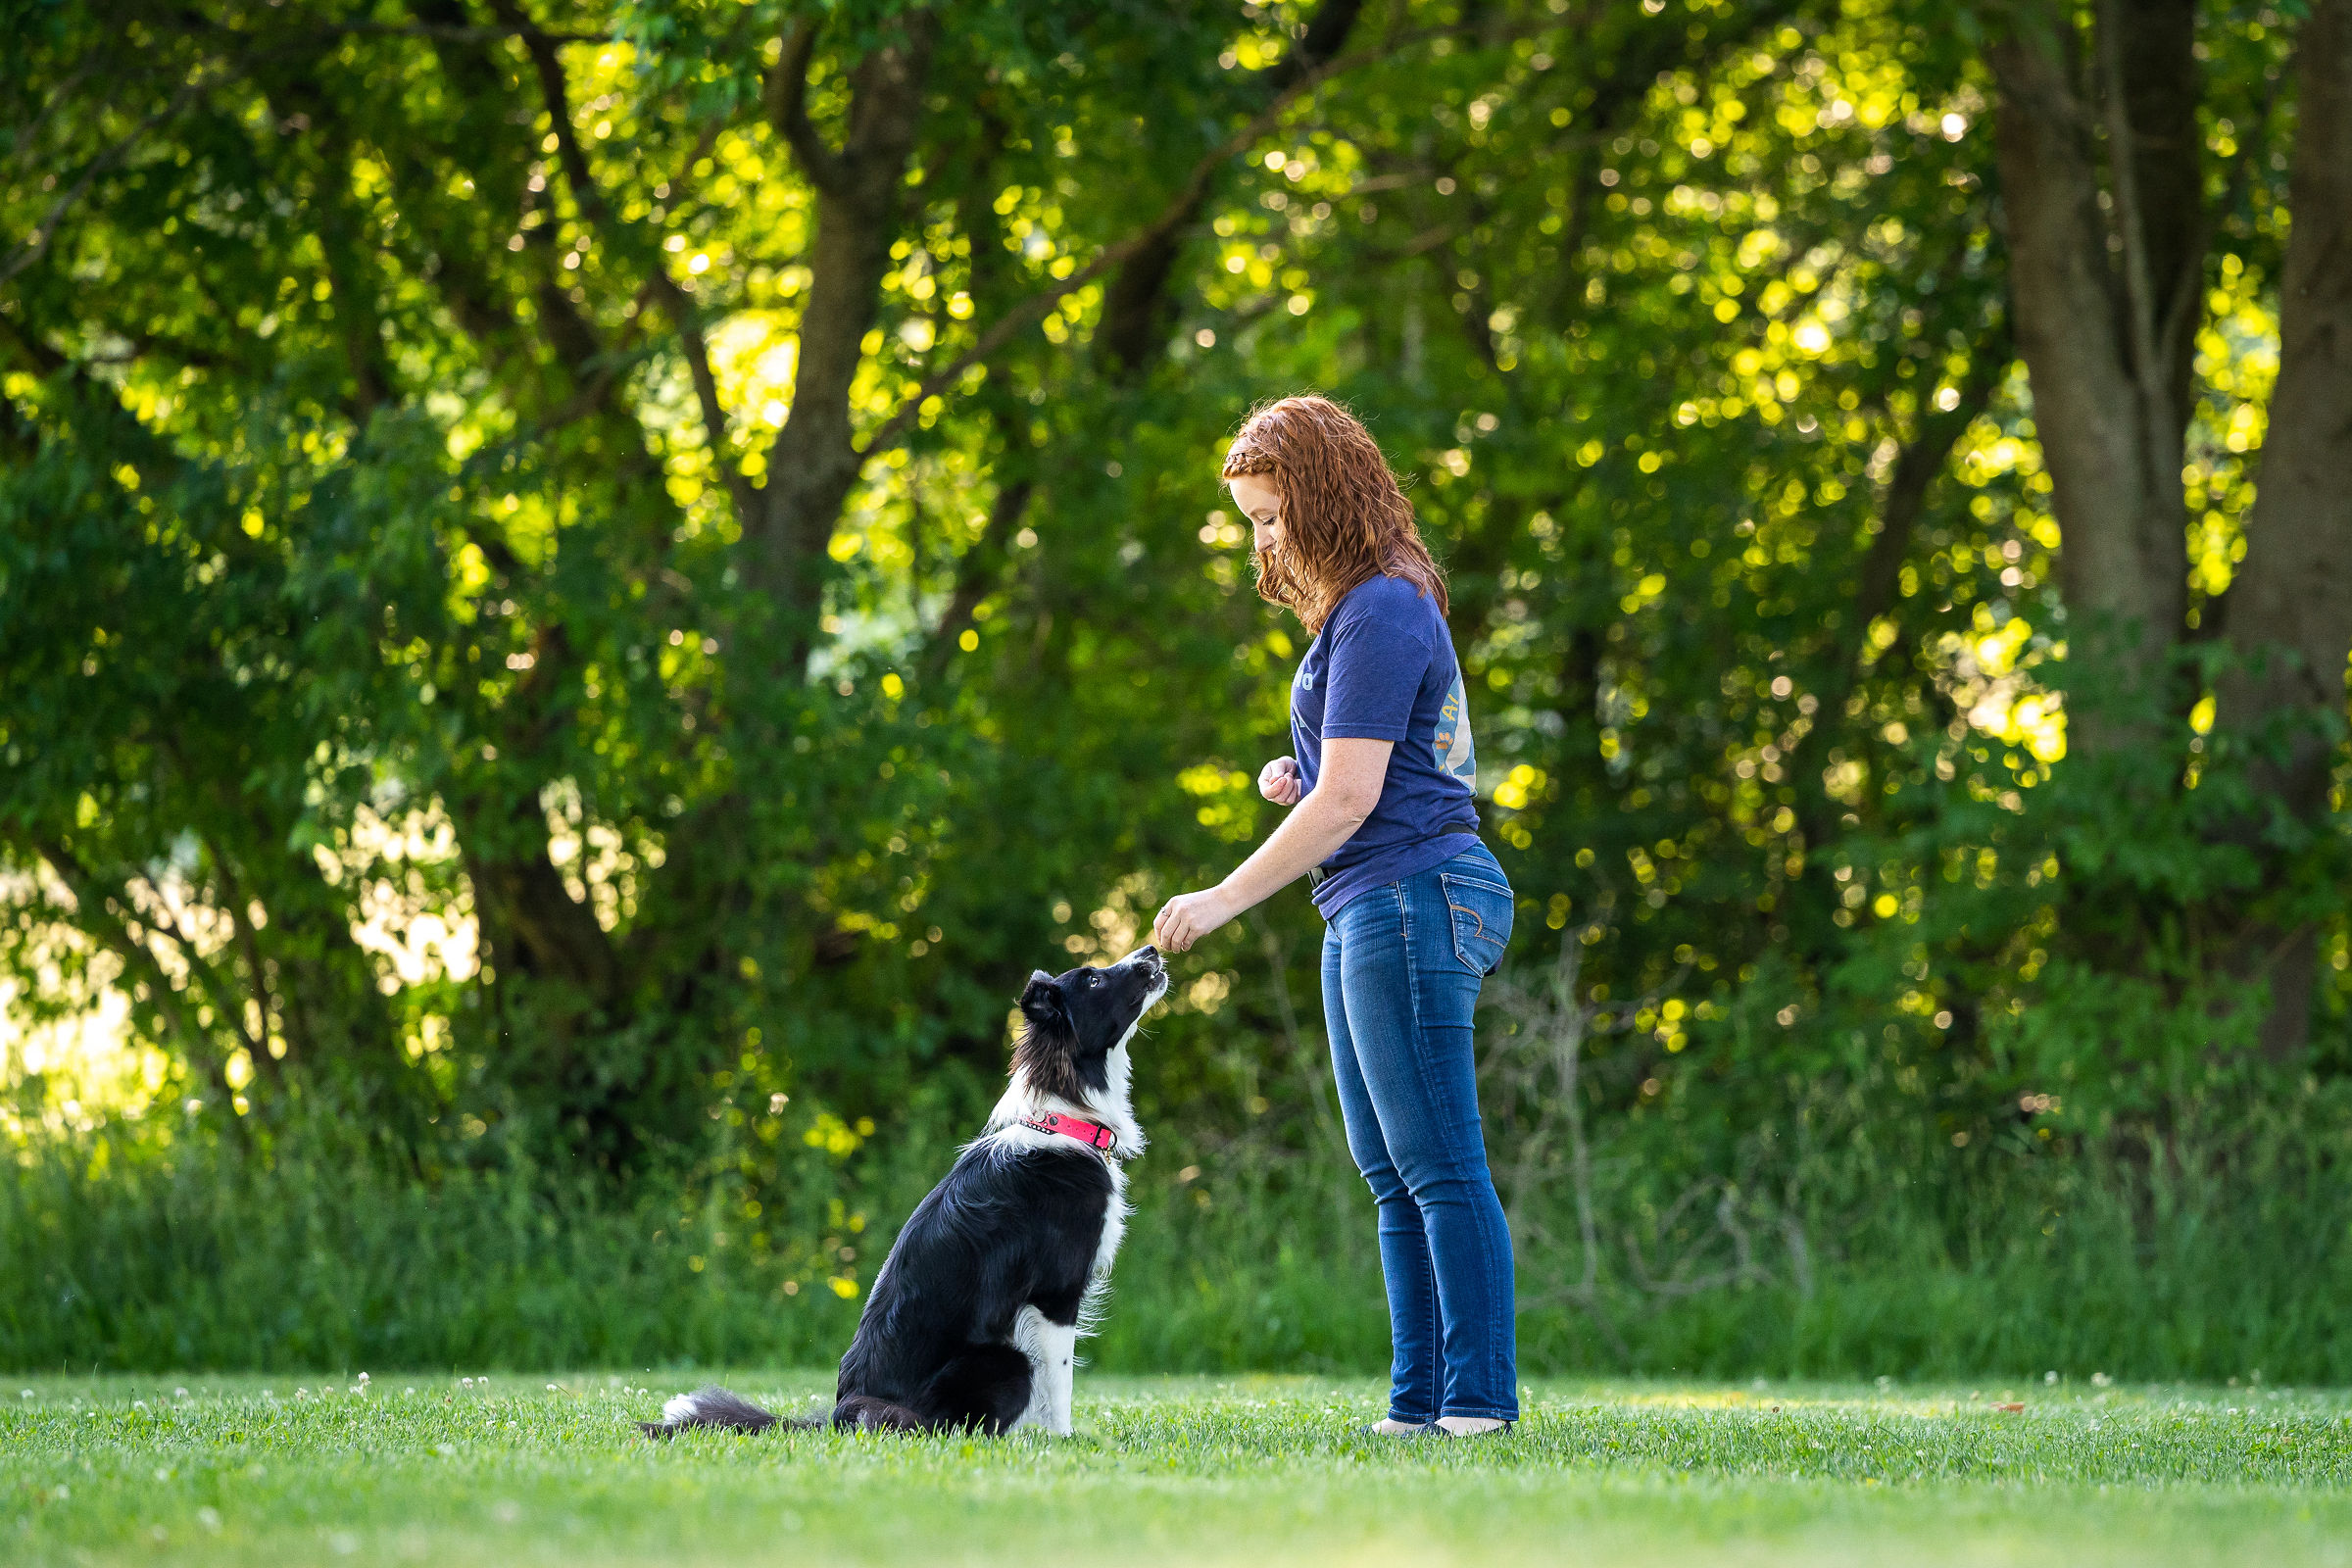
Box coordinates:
[1320,581,1435,742]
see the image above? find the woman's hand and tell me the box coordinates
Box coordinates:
[1152,885,1241,954]
[1258,756,1303,806]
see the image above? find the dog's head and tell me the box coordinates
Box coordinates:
[1011,945,1167,1105]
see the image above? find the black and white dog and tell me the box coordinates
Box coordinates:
[640,944,1166,1440]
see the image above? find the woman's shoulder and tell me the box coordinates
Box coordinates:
[1332,572,1441,630]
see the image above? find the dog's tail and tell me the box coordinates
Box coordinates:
[637,1385,816,1439]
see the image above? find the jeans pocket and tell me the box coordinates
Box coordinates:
[1440,872,1514,976]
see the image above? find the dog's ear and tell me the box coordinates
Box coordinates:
[1019,970,1065,1028]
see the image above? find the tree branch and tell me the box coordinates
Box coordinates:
[204,834,289,1083]
[765,15,845,195]
[1788,312,2012,853]
[916,405,1033,682]
[0,67,228,286]
[303,21,609,43]
[500,2,752,522]
[2096,0,2182,505]
[5,62,99,175]
[650,273,755,521]
[34,841,215,1076]
[858,31,1400,458]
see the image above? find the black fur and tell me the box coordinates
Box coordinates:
[636,1385,805,1438]
[639,946,1165,1440]
[1011,956,1150,1105]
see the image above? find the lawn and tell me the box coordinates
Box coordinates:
[5,1371,2348,1567]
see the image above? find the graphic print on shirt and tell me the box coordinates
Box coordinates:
[1432,670,1476,788]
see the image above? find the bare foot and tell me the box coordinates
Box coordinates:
[1436,1415,1510,1437]
[1369,1418,1430,1435]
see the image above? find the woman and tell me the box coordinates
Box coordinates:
[1152,395,1517,1438]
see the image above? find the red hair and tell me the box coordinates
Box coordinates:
[1220,395,1446,633]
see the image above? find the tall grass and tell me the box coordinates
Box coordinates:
[1090,1096,2352,1384]
[0,1119,864,1372]
[6,1089,2348,1381]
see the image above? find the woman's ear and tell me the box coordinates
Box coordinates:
[1020,971,1065,1027]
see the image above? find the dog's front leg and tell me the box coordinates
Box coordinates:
[1037,1318,1078,1436]
[1011,1304,1079,1435]
[1007,1306,1065,1433]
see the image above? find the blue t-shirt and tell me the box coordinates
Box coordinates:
[1290,573,1480,915]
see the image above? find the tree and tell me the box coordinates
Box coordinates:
[1990,0,2352,1054]
[2,0,2341,1192]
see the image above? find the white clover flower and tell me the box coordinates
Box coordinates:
[175,1388,190,1398]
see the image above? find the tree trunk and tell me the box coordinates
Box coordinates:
[2216,0,2352,1057]
[1094,0,1367,382]
[1988,1,2201,748]
[748,12,940,674]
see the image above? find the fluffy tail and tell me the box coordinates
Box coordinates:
[637,1385,815,1439]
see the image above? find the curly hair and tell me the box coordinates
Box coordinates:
[1220,395,1446,633]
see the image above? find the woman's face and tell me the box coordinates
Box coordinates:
[1228,472,1283,555]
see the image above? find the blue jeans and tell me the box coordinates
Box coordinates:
[1322,842,1517,1424]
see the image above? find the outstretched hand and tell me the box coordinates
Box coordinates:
[1152,886,1239,954]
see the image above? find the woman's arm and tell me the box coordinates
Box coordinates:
[1150,737,1393,953]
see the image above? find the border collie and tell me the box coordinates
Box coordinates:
[640,944,1166,1439]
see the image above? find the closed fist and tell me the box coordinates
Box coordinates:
[1258,756,1303,806]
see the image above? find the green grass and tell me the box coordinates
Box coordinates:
[19,1122,2352,1383]
[6,1373,2349,1567]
